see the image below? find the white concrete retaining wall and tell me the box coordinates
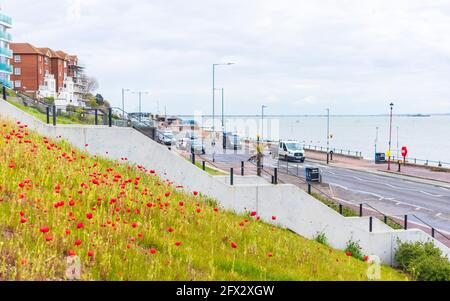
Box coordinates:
[1,100,448,265]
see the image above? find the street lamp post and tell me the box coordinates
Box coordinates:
[215,88,226,148]
[261,105,268,141]
[121,88,130,117]
[212,63,234,161]
[132,91,149,121]
[388,102,394,171]
[375,126,379,155]
[326,108,330,164]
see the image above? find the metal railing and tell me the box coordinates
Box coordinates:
[390,155,450,169]
[304,145,363,158]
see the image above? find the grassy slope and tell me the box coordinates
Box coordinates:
[0,118,407,281]
[6,99,81,125]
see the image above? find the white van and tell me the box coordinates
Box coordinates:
[278,140,305,162]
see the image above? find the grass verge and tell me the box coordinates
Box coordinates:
[0,118,407,280]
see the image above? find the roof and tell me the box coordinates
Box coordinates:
[10,43,73,61]
[10,43,44,55]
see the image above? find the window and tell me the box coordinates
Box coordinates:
[14,55,21,63]
[14,80,21,88]
[39,68,42,75]
[14,68,21,75]
[45,57,49,65]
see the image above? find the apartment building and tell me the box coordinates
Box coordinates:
[10,42,86,107]
[0,9,13,88]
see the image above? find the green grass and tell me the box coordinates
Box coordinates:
[6,99,82,125]
[0,118,408,281]
[311,192,403,230]
[191,160,227,176]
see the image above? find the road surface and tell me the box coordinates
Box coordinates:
[203,142,450,235]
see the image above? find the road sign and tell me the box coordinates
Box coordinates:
[401,146,408,158]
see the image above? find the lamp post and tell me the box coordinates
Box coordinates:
[121,88,130,117]
[261,105,268,141]
[388,102,394,171]
[326,108,330,164]
[132,91,149,121]
[375,126,379,155]
[212,63,234,161]
[215,88,226,148]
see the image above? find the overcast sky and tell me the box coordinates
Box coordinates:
[3,0,450,115]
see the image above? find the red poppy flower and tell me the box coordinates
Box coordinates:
[77,222,84,229]
[193,191,199,196]
[69,200,75,207]
[40,227,50,233]
[196,208,201,213]
[74,239,82,246]
[175,242,182,247]
[165,192,171,197]
[132,222,138,228]
[68,250,76,257]
[231,242,238,249]
[88,251,94,257]
[178,201,184,207]
[272,216,277,221]
[65,229,71,235]
[20,218,28,224]
[149,248,157,255]
[168,227,174,233]
[267,252,274,257]
[86,213,93,220]
[364,256,369,262]
[45,236,53,242]
[346,252,353,257]
[250,211,257,217]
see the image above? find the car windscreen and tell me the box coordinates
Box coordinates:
[285,143,302,151]
[231,136,240,143]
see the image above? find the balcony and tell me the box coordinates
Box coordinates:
[0,47,12,58]
[0,14,12,27]
[0,62,12,73]
[0,31,12,41]
[0,77,12,88]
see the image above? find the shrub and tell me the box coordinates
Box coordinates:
[345,240,365,261]
[315,232,328,246]
[395,241,450,281]
[43,96,55,105]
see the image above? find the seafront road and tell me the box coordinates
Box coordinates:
[194,141,450,241]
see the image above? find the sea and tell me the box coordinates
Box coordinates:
[195,115,450,164]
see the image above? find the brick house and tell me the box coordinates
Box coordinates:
[10,42,86,107]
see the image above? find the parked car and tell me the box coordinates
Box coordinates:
[277,140,305,162]
[177,137,190,151]
[157,130,176,146]
[223,132,243,150]
[187,139,206,155]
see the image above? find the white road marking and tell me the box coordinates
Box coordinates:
[419,191,443,198]
[436,213,443,217]
[329,183,385,200]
